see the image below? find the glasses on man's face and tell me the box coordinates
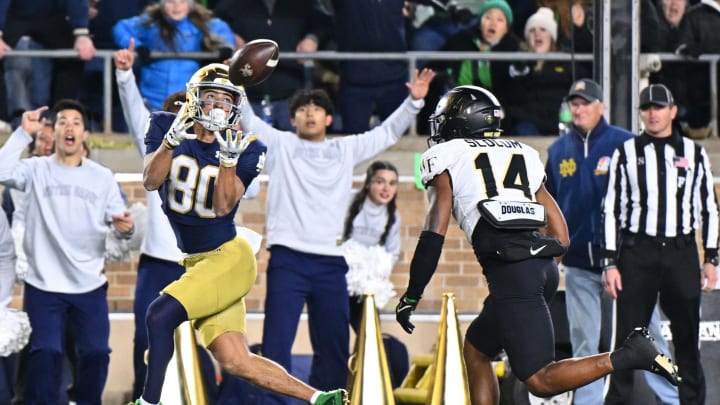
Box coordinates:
[568,99,597,110]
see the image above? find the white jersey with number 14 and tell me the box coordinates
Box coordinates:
[420,138,546,241]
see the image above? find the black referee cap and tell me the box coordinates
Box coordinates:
[639,84,674,109]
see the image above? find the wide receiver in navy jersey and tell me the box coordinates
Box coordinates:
[136,63,347,405]
[394,86,680,404]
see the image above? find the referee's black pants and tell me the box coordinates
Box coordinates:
[605,233,705,405]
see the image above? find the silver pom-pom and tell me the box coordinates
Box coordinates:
[342,240,396,309]
[0,308,32,357]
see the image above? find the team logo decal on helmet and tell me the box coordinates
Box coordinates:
[239,63,253,78]
[186,63,246,132]
[428,85,504,145]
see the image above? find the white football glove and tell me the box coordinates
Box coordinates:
[215,129,253,168]
[163,102,195,149]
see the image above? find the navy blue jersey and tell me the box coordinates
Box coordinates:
[145,111,266,254]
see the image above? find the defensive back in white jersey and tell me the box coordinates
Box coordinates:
[419,137,546,241]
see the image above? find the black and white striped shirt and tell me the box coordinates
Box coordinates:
[602,132,719,254]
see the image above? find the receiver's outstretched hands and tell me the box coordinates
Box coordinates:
[215,129,253,168]
[164,102,195,149]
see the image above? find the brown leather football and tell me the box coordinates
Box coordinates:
[228,39,279,87]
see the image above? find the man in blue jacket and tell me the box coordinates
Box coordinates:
[545,79,679,405]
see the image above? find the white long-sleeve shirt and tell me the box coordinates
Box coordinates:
[116,68,183,262]
[347,198,401,265]
[0,212,15,306]
[240,96,422,256]
[0,129,127,293]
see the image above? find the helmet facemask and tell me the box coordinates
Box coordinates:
[428,94,449,146]
[186,64,246,132]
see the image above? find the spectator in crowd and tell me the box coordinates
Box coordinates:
[0,0,96,128]
[22,117,54,158]
[0,118,62,405]
[332,0,411,134]
[340,160,408,390]
[651,0,691,137]
[395,84,679,405]
[3,36,51,131]
[538,0,593,52]
[676,0,719,139]
[2,119,53,288]
[137,62,347,405]
[342,160,401,333]
[0,101,135,404]
[507,0,541,39]
[2,120,53,225]
[602,84,718,405]
[420,0,521,134]
[0,209,16,404]
[508,7,586,135]
[541,0,658,81]
[238,68,435,405]
[408,0,482,58]
[545,78,679,405]
[213,0,334,131]
[0,208,13,307]
[5,132,130,405]
[641,0,665,53]
[79,0,156,132]
[113,0,235,111]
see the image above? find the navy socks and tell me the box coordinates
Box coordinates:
[142,294,188,403]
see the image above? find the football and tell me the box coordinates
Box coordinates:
[228,39,279,87]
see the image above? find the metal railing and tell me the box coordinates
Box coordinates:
[3,49,718,135]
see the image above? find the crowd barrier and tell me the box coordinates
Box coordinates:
[3,49,718,135]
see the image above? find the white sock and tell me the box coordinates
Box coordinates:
[309,390,322,404]
[139,398,157,405]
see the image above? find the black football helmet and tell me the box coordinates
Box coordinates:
[428,85,504,145]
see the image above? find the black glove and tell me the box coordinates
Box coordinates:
[396,294,419,334]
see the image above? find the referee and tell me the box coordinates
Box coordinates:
[601,84,719,405]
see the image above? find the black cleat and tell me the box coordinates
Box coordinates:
[619,327,681,386]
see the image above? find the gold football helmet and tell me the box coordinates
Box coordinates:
[186,63,245,132]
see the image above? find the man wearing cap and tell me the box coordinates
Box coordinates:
[546,79,680,405]
[602,83,719,405]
